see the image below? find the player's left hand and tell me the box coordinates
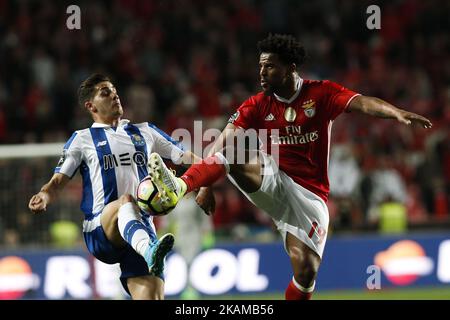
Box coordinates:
[195,187,215,216]
[396,110,433,128]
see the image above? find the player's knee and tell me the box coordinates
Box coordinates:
[294,262,317,287]
[119,193,134,205]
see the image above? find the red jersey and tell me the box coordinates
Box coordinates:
[229,79,360,202]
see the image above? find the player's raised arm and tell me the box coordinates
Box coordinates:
[348,95,433,128]
[28,173,70,214]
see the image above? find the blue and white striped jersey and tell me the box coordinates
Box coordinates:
[55,119,184,219]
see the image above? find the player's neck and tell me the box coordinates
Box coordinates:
[274,75,299,101]
[274,86,297,100]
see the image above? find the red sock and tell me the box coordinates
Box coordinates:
[181,155,227,192]
[285,279,313,300]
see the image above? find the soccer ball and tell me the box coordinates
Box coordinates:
[136,177,173,216]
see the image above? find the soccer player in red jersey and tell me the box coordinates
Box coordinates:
[148,34,432,300]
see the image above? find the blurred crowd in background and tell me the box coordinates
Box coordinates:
[0,0,449,247]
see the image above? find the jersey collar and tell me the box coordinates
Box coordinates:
[91,119,130,128]
[273,74,303,104]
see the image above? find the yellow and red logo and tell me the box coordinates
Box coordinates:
[0,256,40,299]
[374,240,434,286]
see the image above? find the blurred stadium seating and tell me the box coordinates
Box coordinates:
[0,0,448,299]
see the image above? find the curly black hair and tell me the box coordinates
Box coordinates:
[257,33,306,66]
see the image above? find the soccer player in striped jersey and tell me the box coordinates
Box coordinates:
[148,34,433,300]
[28,74,214,300]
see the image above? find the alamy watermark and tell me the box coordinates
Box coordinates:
[168,121,286,174]
[366,5,381,30]
[66,5,81,30]
[366,265,381,290]
[66,5,380,31]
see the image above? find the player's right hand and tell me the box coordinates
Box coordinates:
[28,192,49,214]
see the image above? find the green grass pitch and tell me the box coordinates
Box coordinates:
[204,286,450,300]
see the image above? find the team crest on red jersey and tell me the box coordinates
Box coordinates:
[302,100,316,118]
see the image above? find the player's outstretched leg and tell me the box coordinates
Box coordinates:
[149,151,229,207]
[144,233,175,277]
[148,153,187,210]
[115,195,174,278]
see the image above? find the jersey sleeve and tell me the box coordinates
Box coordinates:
[147,123,185,162]
[228,96,258,129]
[324,80,361,120]
[54,132,82,178]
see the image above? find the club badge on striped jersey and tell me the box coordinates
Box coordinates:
[284,107,297,122]
[57,149,67,167]
[131,134,145,147]
[302,99,316,118]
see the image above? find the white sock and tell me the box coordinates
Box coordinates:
[117,202,150,257]
[292,276,315,293]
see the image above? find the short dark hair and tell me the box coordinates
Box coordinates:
[257,34,306,66]
[77,73,111,106]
